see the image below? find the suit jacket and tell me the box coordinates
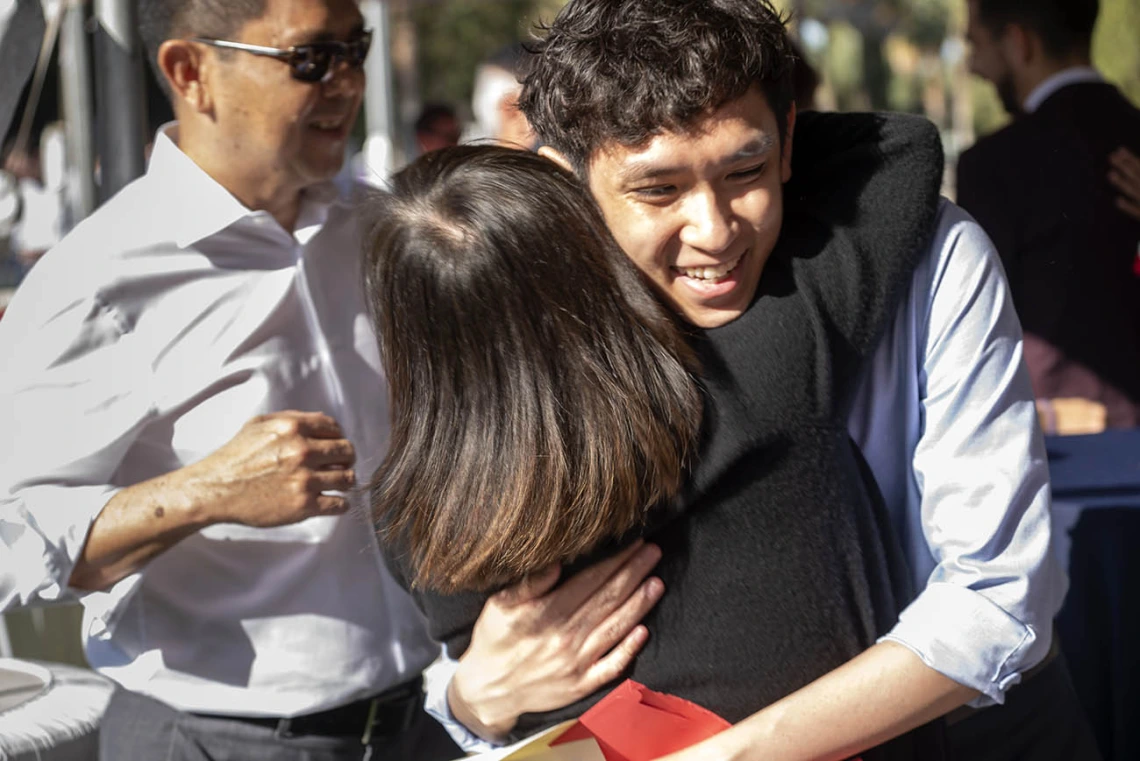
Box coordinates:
[957,81,1140,427]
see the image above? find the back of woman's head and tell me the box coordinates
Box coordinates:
[362,145,702,592]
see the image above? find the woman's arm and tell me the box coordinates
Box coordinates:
[425,540,665,747]
[657,642,976,761]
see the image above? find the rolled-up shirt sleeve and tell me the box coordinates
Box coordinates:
[0,283,153,611]
[422,650,502,753]
[878,212,1065,706]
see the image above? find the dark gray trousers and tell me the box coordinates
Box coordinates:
[946,654,1102,761]
[99,687,462,761]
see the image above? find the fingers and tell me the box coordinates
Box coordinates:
[295,413,345,439]
[314,494,351,515]
[1109,168,1140,197]
[495,565,562,606]
[1116,195,1140,221]
[579,575,664,662]
[309,467,357,491]
[580,624,651,693]
[559,541,662,627]
[544,540,649,617]
[249,412,353,469]
[1108,149,1140,218]
[303,437,357,468]
[1109,147,1140,183]
[262,410,345,439]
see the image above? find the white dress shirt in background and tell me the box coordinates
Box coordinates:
[0,126,440,717]
[1023,66,1103,114]
[427,200,1067,751]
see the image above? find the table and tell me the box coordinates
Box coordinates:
[0,658,115,761]
[1046,429,1140,509]
[1047,429,1140,761]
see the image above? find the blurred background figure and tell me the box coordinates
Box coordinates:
[3,124,67,272]
[414,101,462,154]
[1,0,64,309]
[470,42,535,149]
[957,0,1140,433]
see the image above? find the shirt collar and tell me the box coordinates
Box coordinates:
[146,122,345,249]
[1023,66,1103,114]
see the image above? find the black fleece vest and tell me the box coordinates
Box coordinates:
[382,112,946,759]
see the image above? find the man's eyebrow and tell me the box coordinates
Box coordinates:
[618,135,776,183]
[725,136,776,163]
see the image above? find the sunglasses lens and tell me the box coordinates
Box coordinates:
[291,46,331,82]
[349,33,373,66]
[289,33,371,83]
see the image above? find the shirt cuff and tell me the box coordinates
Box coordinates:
[422,652,502,754]
[0,484,120,610]
[877,581,1049,707]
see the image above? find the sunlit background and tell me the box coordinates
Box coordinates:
[3,0,1140,667]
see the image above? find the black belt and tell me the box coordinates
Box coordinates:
[195,676,422,739]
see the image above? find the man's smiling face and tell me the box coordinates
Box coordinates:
[576,86,794,329]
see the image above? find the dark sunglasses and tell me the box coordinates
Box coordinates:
[190,30,373,84]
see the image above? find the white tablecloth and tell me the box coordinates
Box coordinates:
[0,659,114,761]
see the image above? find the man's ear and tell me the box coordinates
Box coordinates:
[1001,22,1034,67]
[538,146,575,174]
[781,102,797,184]
[157,39,213,114]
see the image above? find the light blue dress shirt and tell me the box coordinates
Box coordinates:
[425,200,1067,751]
[848,200,1065,704]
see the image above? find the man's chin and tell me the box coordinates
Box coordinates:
[997,79,1024,118]
[299,161,347,187]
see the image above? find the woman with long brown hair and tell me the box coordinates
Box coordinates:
[363,145,703,594]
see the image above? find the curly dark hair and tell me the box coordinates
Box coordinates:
[519,0,796,173]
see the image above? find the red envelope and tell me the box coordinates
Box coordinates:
[550,680,729,761]
[548,680,864,761]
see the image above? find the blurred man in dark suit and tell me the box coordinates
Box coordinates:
[958,0,1140,430]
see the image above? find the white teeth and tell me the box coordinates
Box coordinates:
[678,256,741,281]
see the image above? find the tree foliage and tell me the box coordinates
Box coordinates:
[1093,0,1140,107]
[407,0,1139,125]
[409,0,563,117]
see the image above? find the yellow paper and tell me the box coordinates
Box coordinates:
[509,738,606,761]
[458,720,605,761]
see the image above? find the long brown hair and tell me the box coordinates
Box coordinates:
[361,145,702,592]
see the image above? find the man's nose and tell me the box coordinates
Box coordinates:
[678,189,738,254]
[322,60,365,98]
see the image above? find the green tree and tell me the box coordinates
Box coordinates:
[410,0,564,117]
[1093,0,1140,106]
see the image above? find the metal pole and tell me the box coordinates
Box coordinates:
[360,0,402,185]
[58,0,96,227]
[388,0,421,164]
[93,0,147,202]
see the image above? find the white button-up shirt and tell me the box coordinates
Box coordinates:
[427,200,1068,751]
[0,127,439,717]
[1023,66,1103,113]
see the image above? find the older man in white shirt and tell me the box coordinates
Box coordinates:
[0,0,662,758]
